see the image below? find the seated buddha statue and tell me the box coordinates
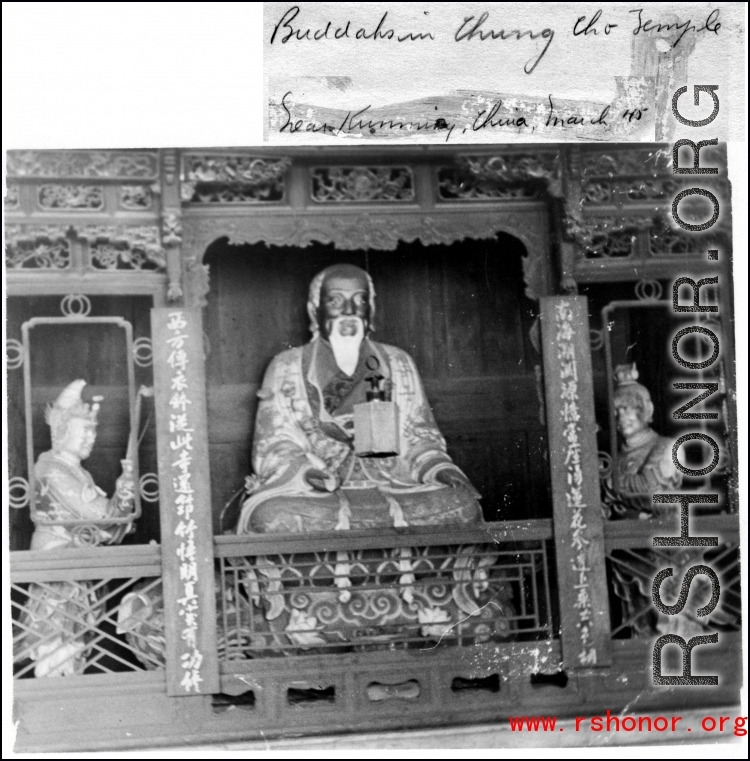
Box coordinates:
[236,263,483,534]
[116,267,513,665]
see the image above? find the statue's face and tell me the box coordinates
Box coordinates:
[60,417,97,460]
[318,274,370,340]
[614,401,647,440]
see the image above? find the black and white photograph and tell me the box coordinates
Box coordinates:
[3,3,747,755]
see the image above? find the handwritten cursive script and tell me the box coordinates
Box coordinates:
[275,92,651,142]
[279,92,457,141]
[270,5,435,44]
[454,13,554,74]
[630,8,721,47]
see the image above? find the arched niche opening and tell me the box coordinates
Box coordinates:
[202,233,551,532]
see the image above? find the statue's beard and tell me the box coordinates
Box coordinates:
[327,317,365,376]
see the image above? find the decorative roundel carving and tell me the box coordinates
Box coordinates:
[133,337,154,367]
[6,339,24,370]
[8,476,30,509]
[589,329,604,351]
[634,279,663,301]
[61,294,92,317]
[598,451,613,480]
[139,472,160,502]
[71,524,102,547]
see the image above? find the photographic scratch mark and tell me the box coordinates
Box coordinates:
[419,597,502,651]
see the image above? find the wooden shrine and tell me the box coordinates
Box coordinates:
[6,145,741,751]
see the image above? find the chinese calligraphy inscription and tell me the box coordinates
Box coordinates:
[151,307,219,696]
[541,296,611,670]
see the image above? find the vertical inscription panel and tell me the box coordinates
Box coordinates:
[540,296,612,669]
[151,307,219,696]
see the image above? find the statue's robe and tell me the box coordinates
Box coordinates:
[32,451,130,549]
[117,341,510,664]
[601,428,681,522]
[19,452,129,677]
[612,428,681,518]
[237,337,483,534]
[600,428,723,637]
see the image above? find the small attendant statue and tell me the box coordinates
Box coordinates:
[603,364,720,638]
[604,363,681,520]
[20,380,135,677]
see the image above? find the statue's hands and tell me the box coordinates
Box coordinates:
[435,468,481,498]
[115,460,136,505]
[305,468,340,493]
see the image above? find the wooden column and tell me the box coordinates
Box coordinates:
[540,296,612,669]
[151,307,219,695]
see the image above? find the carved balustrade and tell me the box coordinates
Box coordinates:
[6,146,740,751]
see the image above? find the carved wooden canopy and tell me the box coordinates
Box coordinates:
[6,145,729,306]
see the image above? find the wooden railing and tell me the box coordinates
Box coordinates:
[214,520,556,660]
[11,544,163,680]
[603,513,741,639]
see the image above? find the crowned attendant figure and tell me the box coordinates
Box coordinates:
[603,363,681,520]
[19,380,136,677]
[601,364,724,638]
[236,263,483,534]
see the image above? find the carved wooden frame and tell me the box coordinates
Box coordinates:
[181,204,553,308]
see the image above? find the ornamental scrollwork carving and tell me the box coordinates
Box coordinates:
[582,178,679,206]
[89,244,165,272]
[563,214,648,260]
[438,167,541,201]
[77,225,166,271]
[5,225,71,270]
[37,184,104,210]
[161,212,184,301]
[648,220,720,257]
[7,150,159,179]
[311,166,415,203]
[161,213,182,246]
[181,208,549,308]
[181,154,291,204]
[5,184,20,210]
[579,148,672,179]
[119,185,153,210]
[456,152,562,197]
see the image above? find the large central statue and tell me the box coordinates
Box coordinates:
[118,266,512,664]
[237,264,483,534]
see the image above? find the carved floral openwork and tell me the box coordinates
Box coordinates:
[7,150,159,179]
[5,225,71,269]
[181,155,291,204]
[37,184,104,210]
[647,219,719,257]
[564,215,648,259]
[438,167,541,201]
[455,153,562,197]
[79,225,166,271]
[582,178,679,206]
[181,205,550,309]
[119,185,153,210]
[6,224,168,274]
[5,183,20,210]
[579,148,672,179]
[311,166,415,203]
[161,213,182,247]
